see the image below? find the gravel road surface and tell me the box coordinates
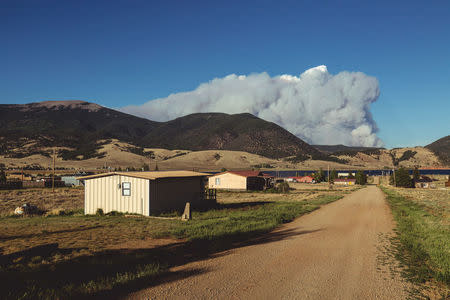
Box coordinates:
[128,186,409,299]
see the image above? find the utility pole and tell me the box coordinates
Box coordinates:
[328,164,330,184]
[392,167,396,187]
[52,148,55,192]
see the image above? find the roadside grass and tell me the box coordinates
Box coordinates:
[0,193,343,299]
[381,186,449,296]
[173,194,342,241]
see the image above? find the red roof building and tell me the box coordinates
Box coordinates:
[297,176,314,183]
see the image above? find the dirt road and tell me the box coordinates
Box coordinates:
[128,186,409,299]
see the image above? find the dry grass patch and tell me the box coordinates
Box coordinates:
[0,187,84,216]
[381,186,449,299]
[394,188,450,225]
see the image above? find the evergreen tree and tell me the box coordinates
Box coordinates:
[330,169,338,181]
[394,167,414,188]
[0,169,6,183]
[355,170,367,185]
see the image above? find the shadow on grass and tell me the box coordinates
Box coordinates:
[0,225,103,242]
[1,225,322,299]
[213,201,274,210]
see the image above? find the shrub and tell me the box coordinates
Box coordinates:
[313,168,325,182]
[96,208,104,216]
[277,181,290,193]
[107,210,123,216]
[0,169,6,183]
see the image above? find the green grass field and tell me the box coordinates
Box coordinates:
[381,187,449,298]
[0,193,343,299]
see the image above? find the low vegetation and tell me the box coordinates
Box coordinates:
[381,187,449,297]
[0,188,345,299]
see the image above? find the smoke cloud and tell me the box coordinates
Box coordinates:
[122,65,383,147]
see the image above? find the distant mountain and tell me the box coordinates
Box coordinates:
[141,113,320,158]
[0,100,320,159]
[313,144,384,154]
[426,135,450,165]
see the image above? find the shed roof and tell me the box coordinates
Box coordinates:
[77,171,209,181]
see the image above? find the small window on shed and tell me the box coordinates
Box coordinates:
[122,182,131,196]
[215,178,221,185]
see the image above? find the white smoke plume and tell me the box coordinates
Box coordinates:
[122,65,383,147]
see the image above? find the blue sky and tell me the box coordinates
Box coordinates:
[1,0,449,148]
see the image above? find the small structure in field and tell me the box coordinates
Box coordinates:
[7,173,34,181]
[446,176,450,187]
[208,170,273,191]
[334,179,356,185]
[296,176,315,183]
[338,172,355,178]
[78,171,210,216]
[61,175,83,186]
[415,176,433,188]
[286,176,314,183]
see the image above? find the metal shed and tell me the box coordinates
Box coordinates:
[78,171,209,215]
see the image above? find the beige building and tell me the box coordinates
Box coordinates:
[334,179,356,185]
[208,171,271,191]
[78,171,209,215]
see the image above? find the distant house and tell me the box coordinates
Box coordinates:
[78,171,209,215]
[338,172,355,178]
[61,175,83,186]
[415,176,433,188]
[7,173,34,181]
[334,179,356,185]
[445,176,450,188]
[286,176,314,183]
[297,176,314,183]
[208,171,273,191]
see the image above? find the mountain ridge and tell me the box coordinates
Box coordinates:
[0,100,320,160]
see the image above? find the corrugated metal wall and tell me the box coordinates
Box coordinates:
[84,175,150,215]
